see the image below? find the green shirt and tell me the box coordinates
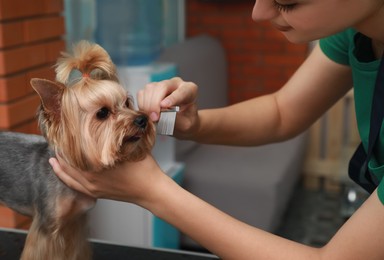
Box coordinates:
[319,28,384,203]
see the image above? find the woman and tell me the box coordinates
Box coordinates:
[51,0,384,259]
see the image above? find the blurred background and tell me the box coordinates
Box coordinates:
[0,0,369,256]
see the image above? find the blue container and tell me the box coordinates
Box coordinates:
[95,0,164,66]
[152,163,184,249]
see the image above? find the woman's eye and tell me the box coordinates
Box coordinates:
[273,1,297,12]
[96,107,110,120]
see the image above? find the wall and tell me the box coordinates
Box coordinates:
[0,0,65,229]
[0,0,308,230]
[186,0,308,104]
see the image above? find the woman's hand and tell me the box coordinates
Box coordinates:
[137,77,200,140]
[49,154,165,206]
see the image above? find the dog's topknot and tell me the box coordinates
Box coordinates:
[55,40,118,85]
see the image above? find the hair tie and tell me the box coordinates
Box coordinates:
[67,68,83,87]
[67,68,110,87]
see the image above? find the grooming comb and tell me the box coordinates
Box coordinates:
[156,106,179,135]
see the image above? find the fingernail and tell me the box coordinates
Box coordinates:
[161,99,171,107]
[150,112,159,121]
[48,158,55,167]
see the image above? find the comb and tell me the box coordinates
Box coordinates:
[156,106,180,136]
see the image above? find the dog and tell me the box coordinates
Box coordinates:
[0,41,156,259]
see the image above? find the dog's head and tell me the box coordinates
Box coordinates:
[31,41,155,172]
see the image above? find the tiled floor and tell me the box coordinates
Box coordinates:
[276,180,369,247]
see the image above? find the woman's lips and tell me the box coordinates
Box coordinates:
[271,22,292,32]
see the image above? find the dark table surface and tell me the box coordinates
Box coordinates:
[0,228,218,260]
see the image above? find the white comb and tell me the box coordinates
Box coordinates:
[156,106,180,136]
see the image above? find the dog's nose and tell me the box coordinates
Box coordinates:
[134,115,148,129]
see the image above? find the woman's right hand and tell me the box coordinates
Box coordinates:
[137,77,200,140]
[49,154,167,207]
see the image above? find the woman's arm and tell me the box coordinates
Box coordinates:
[152,174,384,260]
[145,167,320,260]
[50,156,384,260]
[139,44,353,146]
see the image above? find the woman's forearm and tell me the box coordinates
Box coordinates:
[190,96,285,146]
[142,173,320,260]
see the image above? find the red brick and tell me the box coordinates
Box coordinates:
[0,15,65,49]
[0,40,64,76]
[27,65,56,81]
[284,43,308,54]
[220,27,253,40]
[229,77,249,89]
[0,206,17,227]
[199,14,223,26]
[264,55,305,67]
[264,78,287,92]
[0,0,62,21]
[283,66,300,78]
[43,0,64,14]
[263,29,287,41]
[186,0,308,102]
[11,119,39,134]
[0,206,31,229]
[0,47,29,75]
[24,16,65,43]
[228,52,261,64]
[0,65,55,102]
[0,73,27,102]
[0,0,44,21]
[0,0,65,228]
[14,212,31,229]
[244,41,284,53]
[222,38,241,50]
[188,2,220,12]
[222,15,248,27]
[27,44,49,67]
[244,66,283,79]
[45,39,66,62]
[0,21,24,48]
[186,28,202,37]
[0,94,40,128]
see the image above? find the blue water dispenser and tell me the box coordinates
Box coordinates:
[90,0,184,250]
[95,0,164,66]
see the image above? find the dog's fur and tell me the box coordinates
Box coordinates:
[0,41,155,259]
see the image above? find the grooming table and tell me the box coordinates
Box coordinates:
[0,228,217,260]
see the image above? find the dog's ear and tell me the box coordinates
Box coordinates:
[30,78,64,119]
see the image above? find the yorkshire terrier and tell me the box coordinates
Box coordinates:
[0,41,155,259]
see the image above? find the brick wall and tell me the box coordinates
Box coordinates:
[186,0,308,104]
[0,0,65,229]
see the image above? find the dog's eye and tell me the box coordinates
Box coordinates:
[96,107,110,120]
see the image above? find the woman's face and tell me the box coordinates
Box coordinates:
[252,0,384,43]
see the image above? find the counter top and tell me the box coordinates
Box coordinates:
[0,228,218,260]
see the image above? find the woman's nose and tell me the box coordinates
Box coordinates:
[252,0,279,21]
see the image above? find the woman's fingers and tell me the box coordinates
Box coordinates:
[160,78,198,108]
[49,157,96,198]
[137,77,198,121]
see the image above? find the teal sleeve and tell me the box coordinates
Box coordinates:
[319,29,356,66]
[377,181,384,204]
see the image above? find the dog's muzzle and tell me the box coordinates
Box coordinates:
[133,115,148,129]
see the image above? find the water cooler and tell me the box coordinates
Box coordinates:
[88,0,184,249]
